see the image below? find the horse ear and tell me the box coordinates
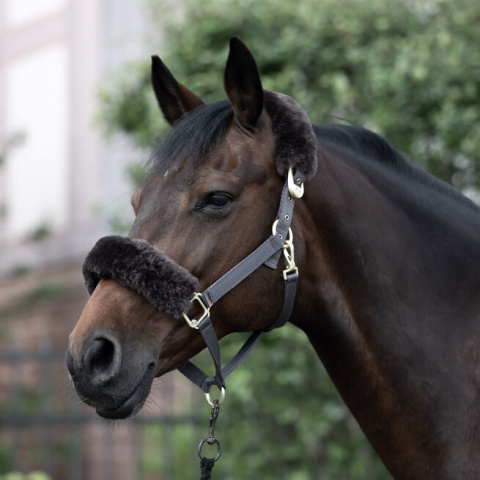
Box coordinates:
[151,55,204,125]
[224,37,264,129]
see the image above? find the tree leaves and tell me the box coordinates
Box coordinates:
[98,0,480,189]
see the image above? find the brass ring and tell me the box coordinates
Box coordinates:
[271,220,293,241]
[206,386,226,405]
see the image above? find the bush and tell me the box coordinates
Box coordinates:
[0,472,52,480]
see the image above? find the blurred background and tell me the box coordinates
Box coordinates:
[0,0,479,479]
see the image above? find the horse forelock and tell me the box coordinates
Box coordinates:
[148,91,318,181]
[149,100,234,174]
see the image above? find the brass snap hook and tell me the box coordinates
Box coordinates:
[282,240,299,280]
[198,398,222,462]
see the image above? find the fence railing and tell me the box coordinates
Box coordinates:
[0,341,204,480]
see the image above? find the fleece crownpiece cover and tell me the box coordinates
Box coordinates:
[83,235,198,318]
[264,90,318,181]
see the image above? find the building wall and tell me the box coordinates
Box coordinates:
[0,0,148,275]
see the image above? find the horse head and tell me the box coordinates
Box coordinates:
[66,38,317,419]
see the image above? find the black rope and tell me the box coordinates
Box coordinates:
[200,457,216,480]
[198,399,222,480]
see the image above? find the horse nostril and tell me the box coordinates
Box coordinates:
[84,335,121,385]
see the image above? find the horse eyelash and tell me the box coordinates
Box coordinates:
[194,192,233,212]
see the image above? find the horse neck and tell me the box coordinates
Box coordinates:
[291,143,480,479]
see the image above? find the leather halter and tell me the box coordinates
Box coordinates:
[178,167,305,398]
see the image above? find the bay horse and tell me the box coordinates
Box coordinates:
[66,38,480,479]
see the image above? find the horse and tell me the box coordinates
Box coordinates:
[66,37,480,479]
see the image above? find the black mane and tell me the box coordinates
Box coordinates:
[313,123,480,213]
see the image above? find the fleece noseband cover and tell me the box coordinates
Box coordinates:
[82,235,198,318]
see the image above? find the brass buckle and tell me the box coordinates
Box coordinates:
[282,240,298,280]
[288,167,304,199]
[272,220,293,241]
[183,293,210,329]
[272,220,299,280]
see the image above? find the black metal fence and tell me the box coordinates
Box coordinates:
[0,340,204,480]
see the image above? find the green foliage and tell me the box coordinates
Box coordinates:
[140,423,199,478]
[98,0,480,189]
[0,281,64,320]
[5,265,31,278]
[24,282,64,307]
[0,473,51,480]
[24,221,52,243]
[96,65,164,149]
[205,327,390,479]
[126,163,149,189]
[0,132,26,225]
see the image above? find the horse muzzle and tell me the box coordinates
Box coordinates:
[67,235,199,419]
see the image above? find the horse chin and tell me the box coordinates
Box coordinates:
[94,363,156,420]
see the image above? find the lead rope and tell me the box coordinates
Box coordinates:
[198,397,222,479]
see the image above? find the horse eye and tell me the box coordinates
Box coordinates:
[196,192,232,211]
[207,192,232,207]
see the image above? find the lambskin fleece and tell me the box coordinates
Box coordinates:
[83,235,198,318]
[265,90,318,181]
